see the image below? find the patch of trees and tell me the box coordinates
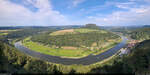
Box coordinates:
[127,40,150,74]
[83,24,100,29]
[89,60,133,74]
[31,31,119,48]
[5,28,56,40]
[0,41,62,74]
[129,28,150,40]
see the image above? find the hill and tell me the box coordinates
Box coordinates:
[84,24,100,29]
[129,28,150,40]
[22,28,121,58]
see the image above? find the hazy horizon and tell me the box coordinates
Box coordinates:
[0,0,150,26]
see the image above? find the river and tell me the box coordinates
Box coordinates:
[14,36,128,65]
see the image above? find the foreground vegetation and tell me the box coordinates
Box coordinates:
[1,36,150,74]
[0,41,122,74]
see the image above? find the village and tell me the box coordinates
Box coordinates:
[119,38,140,56]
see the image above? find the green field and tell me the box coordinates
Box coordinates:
[0,29,22,36]
[0,32,8,36]
[74,28,107,33]
[23,37,93,58]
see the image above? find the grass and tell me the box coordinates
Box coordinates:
[0,32,8,36]
[74,28,99,33]
[50,28,108,36]
[47,51,120,73]
[0,29,22,36]
[0,29,21,32]
[22,37,93,58]
[93,38,122,55]
[22,37,121,58]
[50,29,75,36]
[74,28,107,34]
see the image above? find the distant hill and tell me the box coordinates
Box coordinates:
[0,27,22,30]
[84,24,100,29]
[129,28,150,40]
[143,25,150,28]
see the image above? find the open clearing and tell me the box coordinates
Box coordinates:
[0,29,22,32]
[50,28,107,36]
[50,29,75,36]
[0,32,8,36]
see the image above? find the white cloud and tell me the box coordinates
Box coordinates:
[0,0,150,26]
[115,2,135,9]
[73,0,85,6]
[82,5,150,26]
[68,0,85,8]
[0,0,70,26]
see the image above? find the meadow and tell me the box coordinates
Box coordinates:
[23,37,93,58]
[0,32,8,36]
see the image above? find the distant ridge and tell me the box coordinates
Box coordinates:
[84,24,100,29]
[143,25,150,28]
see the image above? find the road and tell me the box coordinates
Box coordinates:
[14,36,128,65]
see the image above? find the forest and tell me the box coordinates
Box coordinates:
[88,39,150,74]
[31,29,119,48]
[129,28,150,40]
[1,35,150,74]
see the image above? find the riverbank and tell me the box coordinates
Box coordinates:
[14,36,128,65]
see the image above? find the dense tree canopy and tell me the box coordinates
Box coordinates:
[90,39,150,74]
[1,26,150,74]
[0,41,62,74]
[129,28,150,40]
[84,24,100,29]
[31,28,119,49]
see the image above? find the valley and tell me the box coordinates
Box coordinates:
[1,0,150,74]
[1,25,150,74]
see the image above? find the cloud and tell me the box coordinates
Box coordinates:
[0,0,150,26]
[115,2,136,9]
[84,5,150,26]
[0,0,70,26]
[68,0,86,8]
[73,0,85,7]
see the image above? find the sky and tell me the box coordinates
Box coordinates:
[0,0,150,26]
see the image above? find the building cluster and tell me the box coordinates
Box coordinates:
[119,40,139,56]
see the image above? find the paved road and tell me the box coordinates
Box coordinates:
[14,36,128,65]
